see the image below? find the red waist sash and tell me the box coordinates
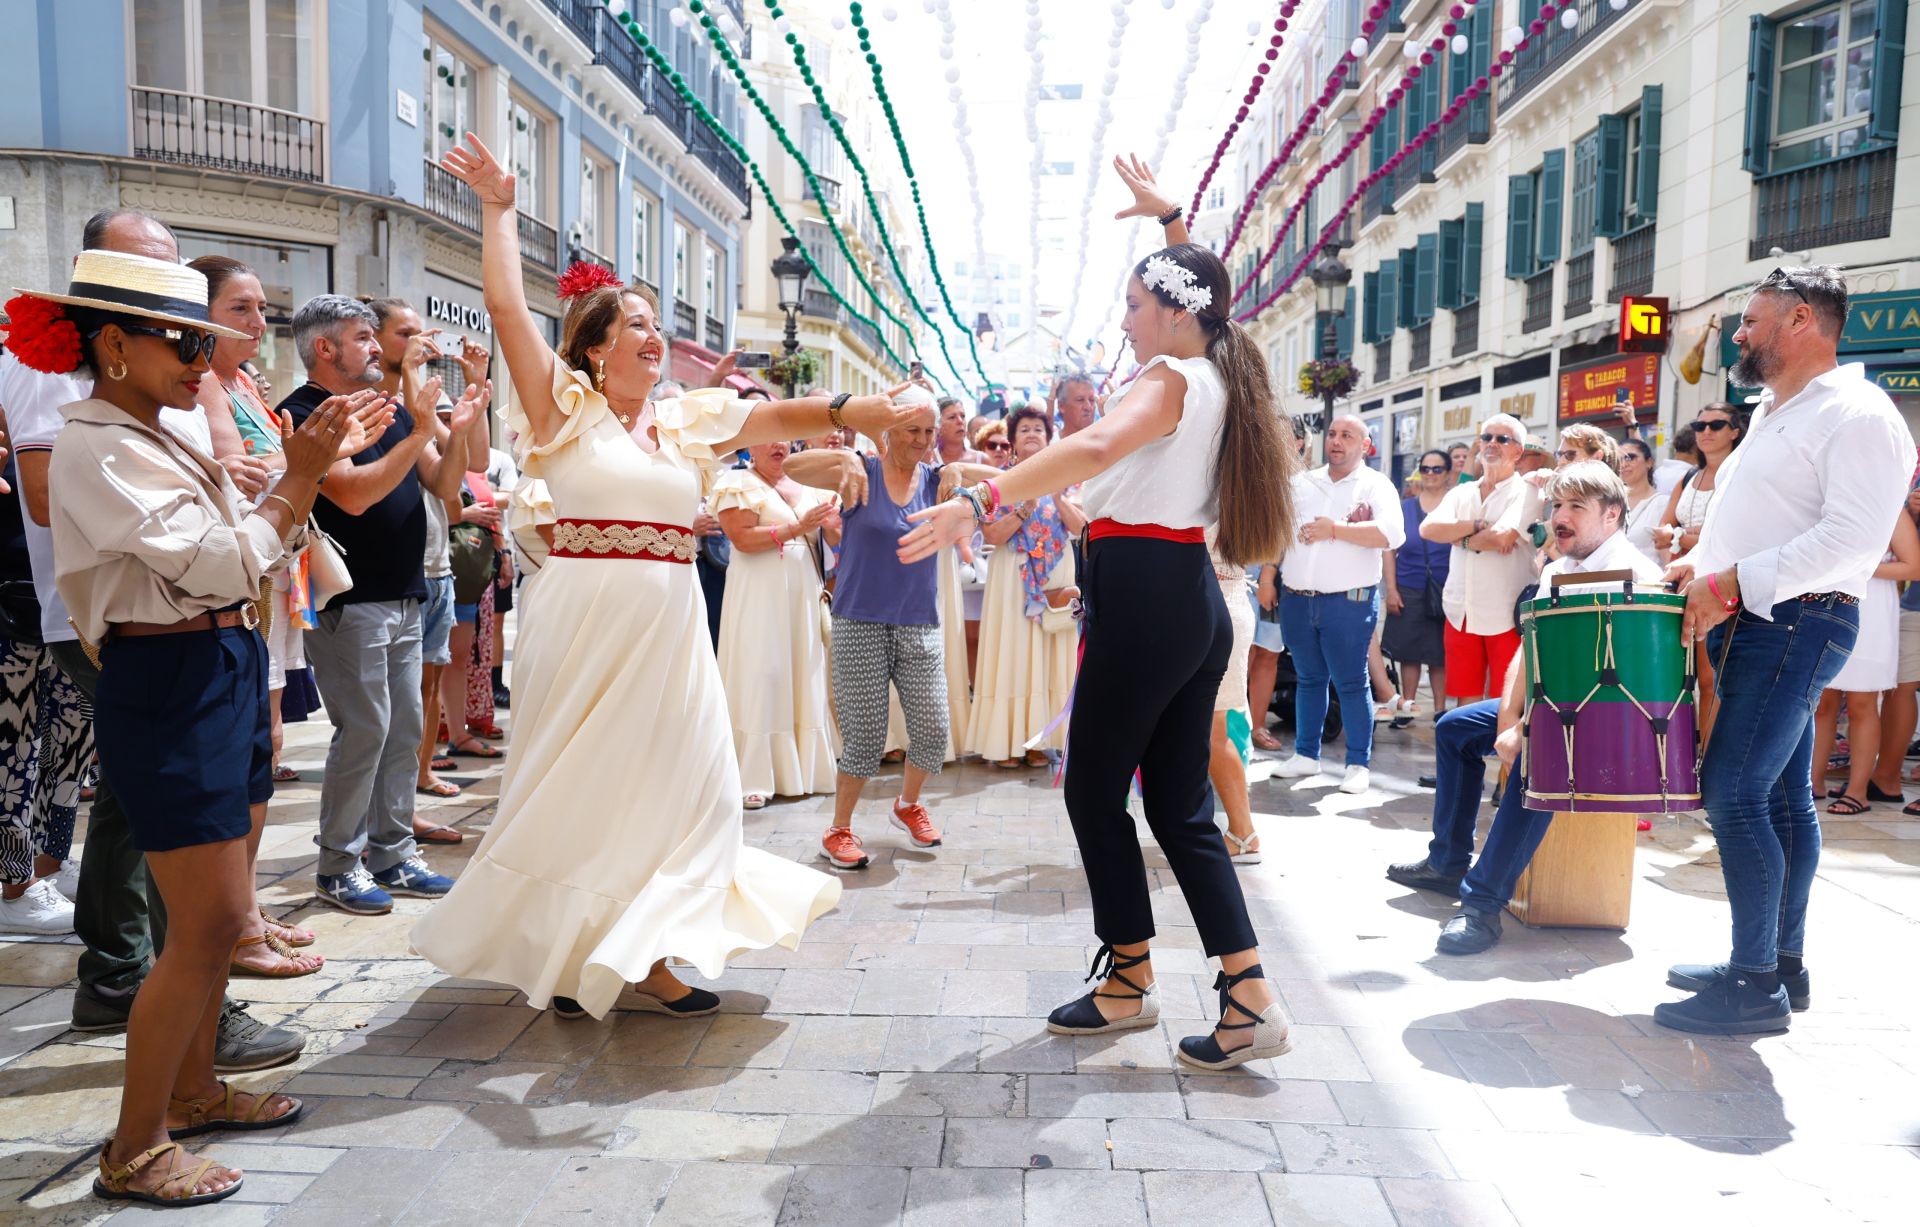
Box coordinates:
[550,518,697,563]
[1088,518,1206,544]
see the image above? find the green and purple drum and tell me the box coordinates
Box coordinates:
[1520,587,1699,814]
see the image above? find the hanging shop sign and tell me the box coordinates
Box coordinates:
[1618,295,1669,354]
[1559,353,1659,422]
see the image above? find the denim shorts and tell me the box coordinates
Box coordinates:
[422,574,456,666]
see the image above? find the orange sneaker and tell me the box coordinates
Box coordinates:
[819,826,870,871]
[889,799,943,848]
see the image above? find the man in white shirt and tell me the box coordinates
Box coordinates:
[1420,413,1546,703]
[1274,415,1405,794]
[2,208,301,1068]
[1657,266,1913,1037]
[1390,462,1663,952]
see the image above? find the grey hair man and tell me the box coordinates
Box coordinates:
[278,296,480,917]
[1054,373,1099,437]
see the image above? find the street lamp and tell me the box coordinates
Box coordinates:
[771,236,811,397]
[1306,252,1352,437]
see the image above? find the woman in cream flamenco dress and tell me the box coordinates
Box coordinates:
[711,447,841,807]
[412,133,913,1020]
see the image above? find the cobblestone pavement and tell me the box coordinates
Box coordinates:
[2,708,1917,1225]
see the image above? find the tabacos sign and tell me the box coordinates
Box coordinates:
[1558,353,1659,421]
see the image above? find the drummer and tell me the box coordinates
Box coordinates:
[1387,462,1662,954]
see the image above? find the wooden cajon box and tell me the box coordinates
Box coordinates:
[1506,809,1637,929]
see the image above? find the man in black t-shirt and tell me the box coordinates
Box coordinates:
[282,296,478,916]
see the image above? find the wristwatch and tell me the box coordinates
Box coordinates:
[828,391,852,430]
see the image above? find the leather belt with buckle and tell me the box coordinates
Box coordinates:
[113,606,258,638]
[1795,591,1859,606]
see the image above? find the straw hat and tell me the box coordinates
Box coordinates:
[11,250,249,340]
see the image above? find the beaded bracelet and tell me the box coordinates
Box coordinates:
[954,486,988,523]
[983,478,1002,516]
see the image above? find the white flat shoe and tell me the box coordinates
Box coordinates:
[1275,755,1322,778]
[1338,766,1371,795]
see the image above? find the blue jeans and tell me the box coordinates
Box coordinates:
[1280,587,1377,766]
[1701,595,1858,973]
[1424,698,1555,913]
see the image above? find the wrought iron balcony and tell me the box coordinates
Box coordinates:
[537,0,598,48]
[1522,269,1554,334]
[673,297,697,341]
[850,315,885,359]
[518,212,559,271]
[423,158,480,232]
[1609,223,1657,302]
[1360,177,1396,227]
[801,288,842,321]
[130,87,324,183]
[587,8,749,206]
[704,315,726,352]
[811,174,843,212]
[1565,251,1594,318]
[1409,321,1431,372]
[1436,94,1491,166]
[1497,0,1639,111]
[1750,147,1894,262]
[1452,300,1480,358]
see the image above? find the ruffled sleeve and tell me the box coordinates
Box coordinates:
[708,468,766,518]
[510,360,612,479]
[507,477,555,571]
[654,388,755,478]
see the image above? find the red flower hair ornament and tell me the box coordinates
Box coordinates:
[3,294,84,375]
[556,261,623,301]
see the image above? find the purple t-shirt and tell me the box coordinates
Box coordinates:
[833,456,943,625]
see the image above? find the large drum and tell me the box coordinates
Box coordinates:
[1520,581,1699,814]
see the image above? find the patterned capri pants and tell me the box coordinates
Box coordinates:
[0,637,93,883]
[832,617,949,778]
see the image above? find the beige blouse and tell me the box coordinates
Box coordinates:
[49,398,297,644]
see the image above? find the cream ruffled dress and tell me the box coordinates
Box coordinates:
[965,536,1076,761]
[709,468,839,798]
[411,363,842,1018]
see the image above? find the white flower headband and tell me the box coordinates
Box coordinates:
[1141,254,1214,316]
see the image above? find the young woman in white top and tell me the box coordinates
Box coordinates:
[901,156,1297,1071]
[1617,438,1666,565]
[1656,403,1744,737]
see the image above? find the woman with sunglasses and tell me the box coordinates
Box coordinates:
[1657,404,1744,735]
[1618,439,1666,566]
[1382,450,1455,718]
[9,251,384,1207]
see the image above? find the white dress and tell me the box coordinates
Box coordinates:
[1831,562,1899,693]
[411,363,841,1019]
[885,545,972,761]
[965,527,1077,760]
[711,470,840,798]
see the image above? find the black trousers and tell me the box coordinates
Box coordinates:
[1063,536,1257,957]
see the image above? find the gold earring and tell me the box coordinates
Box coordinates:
[594,358,606,392]
[107,359,127,382]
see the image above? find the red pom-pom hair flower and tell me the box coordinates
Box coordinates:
[2,294,84,375]
[556,261,622,301]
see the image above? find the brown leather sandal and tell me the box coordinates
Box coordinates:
[229,932,324,979]
[94,1140,243,1207]
[260,906,315,948]
[168,1081,304,1141]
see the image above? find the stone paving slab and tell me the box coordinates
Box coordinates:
[4,714,1920,1224]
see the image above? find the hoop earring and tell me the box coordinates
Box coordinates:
[107,359,127,382]
[594,358,606,392]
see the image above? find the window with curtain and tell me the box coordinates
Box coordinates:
[132,0,317,112]
[422,31,479,163]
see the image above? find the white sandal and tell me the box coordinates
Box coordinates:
[743,794,768,810]
[1225,830,1262,865]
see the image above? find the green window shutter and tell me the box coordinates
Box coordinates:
[1378,259,1399,337]
[1536,150,1565,266]
[1472,3,1493,76]
[1464,202,1484,301]
[1415,233,1438,322]
[1449,21,1472,101]
[1869,0,1907,144]
[1363,270,1380,344]
[1506,175,1535,279]
[1397,247,1418,329]
[1438,217,1464,309]
[1595,113,1628,238]
[1419,64,1444,178]
[1743,15,1775,175]
[1402,68,1423,151]
[1336,287,1356,360]
[1370,125,1387,174]
[1636,84,1663,221]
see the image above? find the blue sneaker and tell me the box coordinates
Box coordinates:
[372,855,455,898]
[316,867,393,915]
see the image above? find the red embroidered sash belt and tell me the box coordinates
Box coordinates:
[1087,519,1207,544]
[550,518,697,563]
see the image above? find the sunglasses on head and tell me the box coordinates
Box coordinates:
[1479,431,1517,445]
[1759,266,1810,304]
[113,322,218,364]
[1418,464,1449,474]
[1691,418,1733,432]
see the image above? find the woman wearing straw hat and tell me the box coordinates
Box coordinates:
[3,250,390,1207]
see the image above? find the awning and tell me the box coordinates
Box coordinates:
[669,339,771,396]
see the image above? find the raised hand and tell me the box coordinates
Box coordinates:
[1112,153,1178,222]
[457,335,491,389]
[898,499,975,564]
[443,133,516,208]
[336,392,396,459]
[450,379,492,435]
[285,397,352,483]
[708,347,743,389]
[404,327,444,370]
[841,392,924,441]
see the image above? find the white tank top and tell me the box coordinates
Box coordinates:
[1079,353,1225,530]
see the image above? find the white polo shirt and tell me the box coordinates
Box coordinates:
[1279,462,1406,592]
[1430,470,1547,635]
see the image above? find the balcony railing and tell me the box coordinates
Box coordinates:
[850,315,884,358]
[1373,340,1391,385]
[537,0,598,48]
[704,315,726,352]
[423,158,480,232]
[1436,94,1491,166]
[1409,321,1431,372]
[587,8,749,206]
[1497,0,1638,111]
[801,287,841,322]
[811,174,843,212]
[635,275,660,303]
[518,212,559,271]
[1609,223,1657,302]
[1452,300,1480,358]
[130,86,324,182]
[1360,177,1396,227]
[718,0,747,26]
[1522,269,1554,333]
[1565,250,1594,318]
[571,245,616,274]
[673,298,697,340]
[1750,147,1895,261]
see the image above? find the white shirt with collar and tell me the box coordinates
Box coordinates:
[1279,462,1406,593]
[1540,528,1667,589]
[0,352,212,643]
[1685,362,1912,619]
[1430,470,1547,635]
